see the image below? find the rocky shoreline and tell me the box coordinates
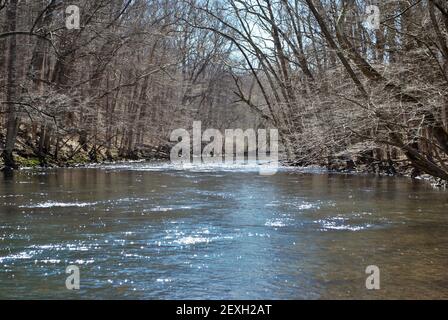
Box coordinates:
[2,140,447,188]
[282,157,448,189]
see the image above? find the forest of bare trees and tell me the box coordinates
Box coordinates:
[1,0,447,182]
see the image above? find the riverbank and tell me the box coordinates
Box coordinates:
[0,139,171,170]
[2,138,447,188]
[282,158,448,189]
[3,153,446,189]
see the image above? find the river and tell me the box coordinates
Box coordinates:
[0,162,447,299]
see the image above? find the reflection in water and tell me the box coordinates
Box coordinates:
[0,162,447,299]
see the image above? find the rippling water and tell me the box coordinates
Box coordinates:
[0,162,447,299]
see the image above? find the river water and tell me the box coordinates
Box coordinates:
[0,162,447,299]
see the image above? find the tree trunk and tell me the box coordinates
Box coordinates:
[3,0,19,170]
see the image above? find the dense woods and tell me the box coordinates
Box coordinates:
[0,0,447,182]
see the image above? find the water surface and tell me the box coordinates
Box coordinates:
[0,162,447,299]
